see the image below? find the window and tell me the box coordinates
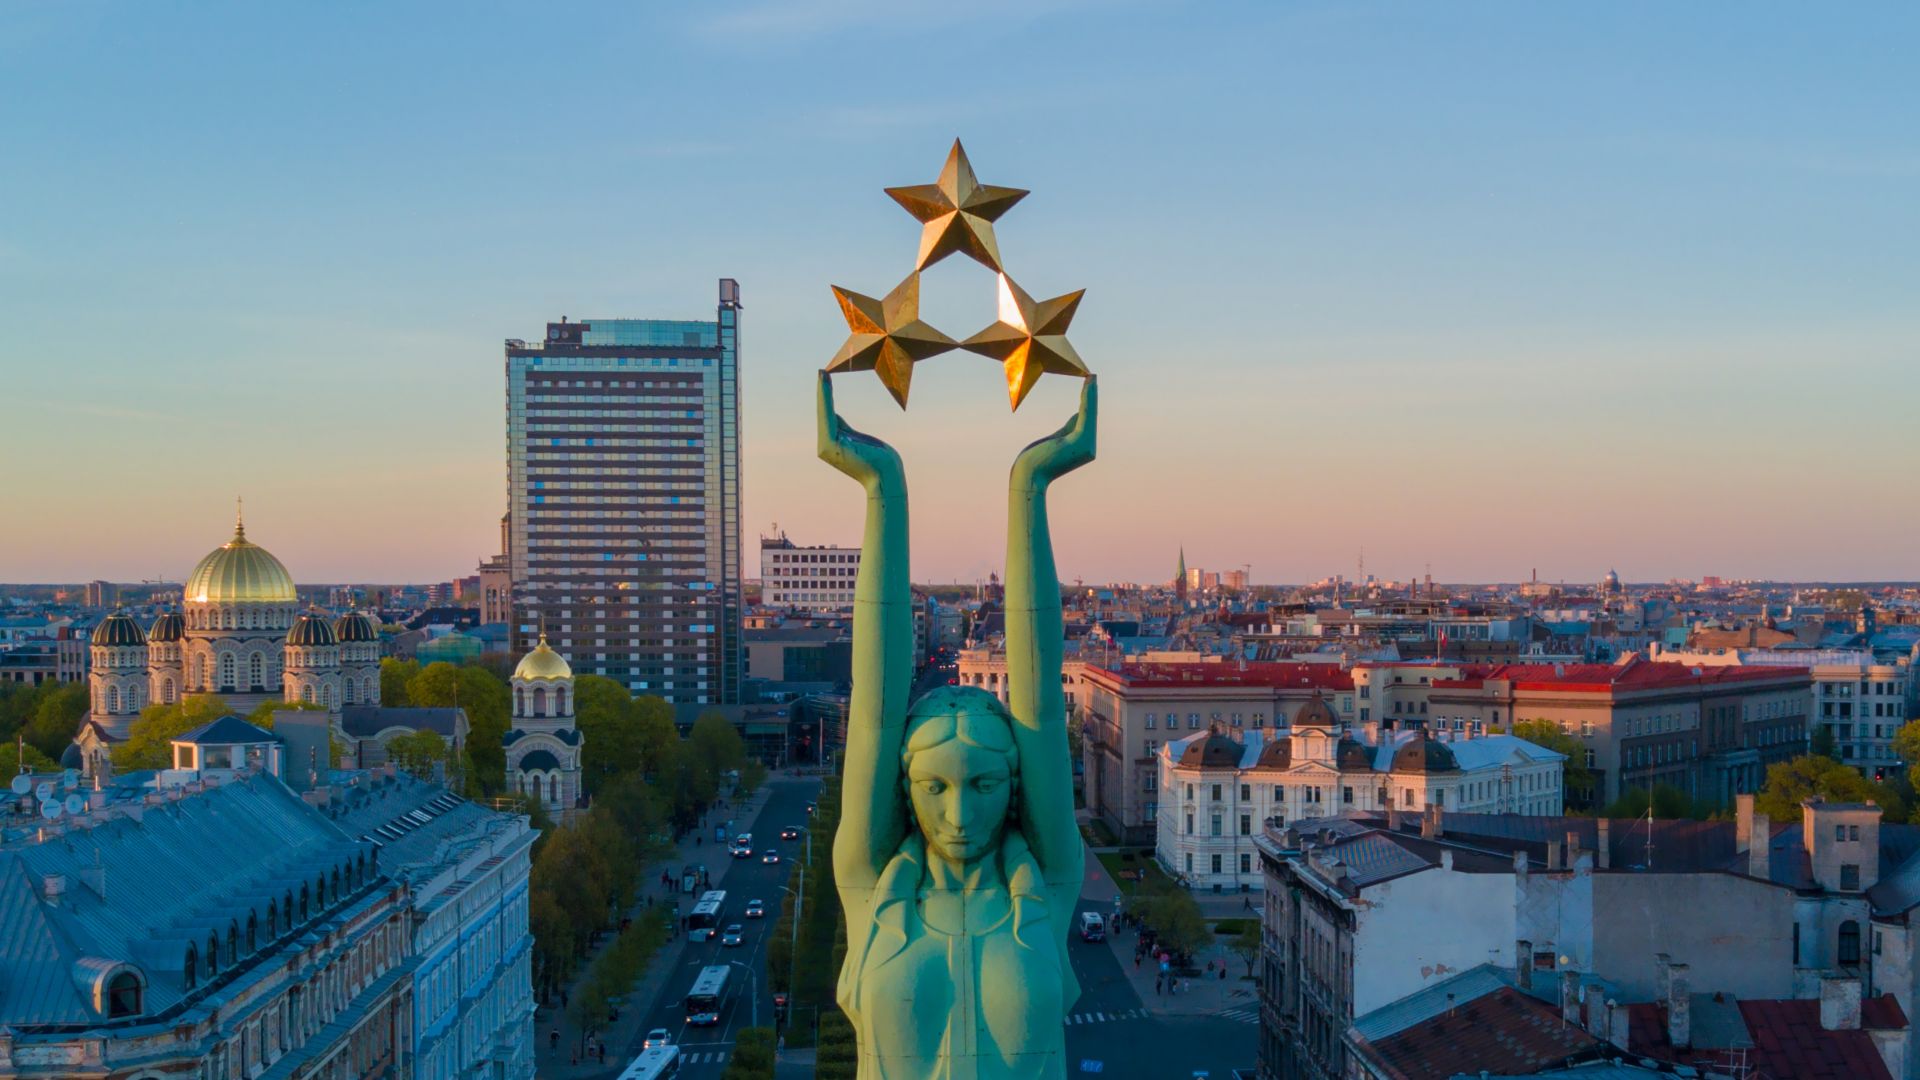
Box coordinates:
[1212,784,1222,801]
[1343,786,1354,804]
[1849,825,1861,841]
[1240,784,1251,801]
[107,971,142,1018]
[1211,854,1222,874]
[1186,813,1194,836]
[1841,864,1861,891]
[1241,853,1252,875]
[1145,713,1156,730]
[1839,921,1862,965]
[1240,814,1251,835]
[1836,825,1846,842]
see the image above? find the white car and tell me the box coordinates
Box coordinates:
[721,924,745,947]
[643,1029,672,1050]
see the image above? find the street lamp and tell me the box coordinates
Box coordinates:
[723,960,759,1028]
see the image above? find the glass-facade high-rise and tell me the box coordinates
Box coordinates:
[505,278,742,704]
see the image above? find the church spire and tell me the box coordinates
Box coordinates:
[234,496,246,540]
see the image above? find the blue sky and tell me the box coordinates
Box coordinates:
[2,2,1915,585]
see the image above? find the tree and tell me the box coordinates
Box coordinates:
[23,682,88,761]
[1811,724,1840,762]
[1603,783,1701,821]
[113,695,233,771]
[405,662,510,795]
[3,741,58,783]
[1230,921,1262,978]
[575,675,645,794]
[690,710,746,783]
[246,699,326,729]
[633,694,680,776]
[386,730,448,778]
[380,658,419,707]
[722,1027,778,1080]
[1893,719,1920,770]
[1510,720,1593,798]
[1757,755,1903,822]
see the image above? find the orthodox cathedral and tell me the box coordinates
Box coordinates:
[74,510,585,816]
[76,512,389,774]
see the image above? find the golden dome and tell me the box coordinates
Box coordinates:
[513,633,572,681]
[184,513,297,605]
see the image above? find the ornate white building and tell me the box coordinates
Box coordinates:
[504,634,582,821]
[1156,694,1567,891]
[74,512,385,775]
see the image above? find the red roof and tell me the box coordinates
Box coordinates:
[1738,997,1906,1080]
[1432,659,1811,695]
[1353,986,1601,1080]
[1626,995,1906,1080]
[1084,662,1353,691]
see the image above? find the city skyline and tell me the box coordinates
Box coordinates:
[4,3,1916,584]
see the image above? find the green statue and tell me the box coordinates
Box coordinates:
[821,371,1097,1079]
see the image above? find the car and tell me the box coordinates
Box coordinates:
[805,802,816,816]
[644,1029,672,1050]
[721,925,745,947]
[948,677,958,684]
[761,850,781,864]
[745,899,766,918]
[731,843,754,859]
[1079,911,1106,942]
[780,827,802,841]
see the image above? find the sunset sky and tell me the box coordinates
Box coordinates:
[3,2,1915,586]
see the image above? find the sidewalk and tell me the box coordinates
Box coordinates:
[1082,846,1259,1019]
[533,780,781,1080]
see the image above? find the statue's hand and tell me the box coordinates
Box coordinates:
[1012,376,1097,488]
[818,371,905,493]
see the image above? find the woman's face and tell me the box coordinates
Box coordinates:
[907,737,1013,866]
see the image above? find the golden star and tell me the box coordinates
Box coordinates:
[825,272,957,408]
[885,140,1029,273]
[962,273,1089,411]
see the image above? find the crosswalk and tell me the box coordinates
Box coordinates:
[1218,1008,1259,1024]
[680,1049,730,1064]
[1064,1007,1149,1025]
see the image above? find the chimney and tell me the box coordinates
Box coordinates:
[1560,971,1580,1024]
[1516,940,1534,991]
[1748,811,1772,879]
[1421,807,1437,839]
[1868,1027,1908,1080]
[1654,953,1671,1003]
[1547,839,1563,871]
[1441,849,1454,872]
[1566,830,1583,865]
[1821,976,1863,1031]
[1736,793,1756,852]
[1430,805,1444,838]
[1513,849,1529,881]
[1595,818,1611,869]
[40,873,66,905]
[1668,962,1692,1048]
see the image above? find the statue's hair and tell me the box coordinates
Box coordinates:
[900,685,1019,776]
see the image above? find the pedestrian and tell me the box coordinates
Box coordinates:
[1244,895,1253,911]
[1134,953,1141,970]
[1154,975,1162,995]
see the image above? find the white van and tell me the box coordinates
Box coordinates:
[1079,911,1105,942]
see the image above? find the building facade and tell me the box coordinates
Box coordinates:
[505,278,744,705]
[759,532,858,611]
[0,752,412,1080]
[1158,710,1564,891]
[329,772,536,1080]
[1079,662,1355,845]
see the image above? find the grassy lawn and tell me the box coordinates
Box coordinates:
[1096,849,1173,896]
[1079,818,1122,849]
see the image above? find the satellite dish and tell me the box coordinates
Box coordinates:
[9,774,30,795]
[41,800,63,820]
[62,769,79,789]
[35,782,54,802]
[63,794,85,815]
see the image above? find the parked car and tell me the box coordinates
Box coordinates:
[721,925,745,947]
[745,898,766,918]
[761,850,781,865]
[1079,911,1106,942]
[644,1029,672,1050]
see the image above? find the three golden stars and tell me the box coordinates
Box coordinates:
[826,140,1090,411]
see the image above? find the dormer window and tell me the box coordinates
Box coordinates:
[107,970,142,1018]
[183,946,198,990]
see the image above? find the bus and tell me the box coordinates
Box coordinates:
[685,964,731,1026]
[687,890,726,940]
[615,1045,679,1080]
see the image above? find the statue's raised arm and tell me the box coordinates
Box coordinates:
[817,372,915,894]
[1004,376,1096,903]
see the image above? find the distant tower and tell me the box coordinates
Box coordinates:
[146,612,185,707]
[333,611,380,707]
[506,632,583,821]
[283,612,342,709]
[76,611,148,775]
[1174,547,1189,604]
